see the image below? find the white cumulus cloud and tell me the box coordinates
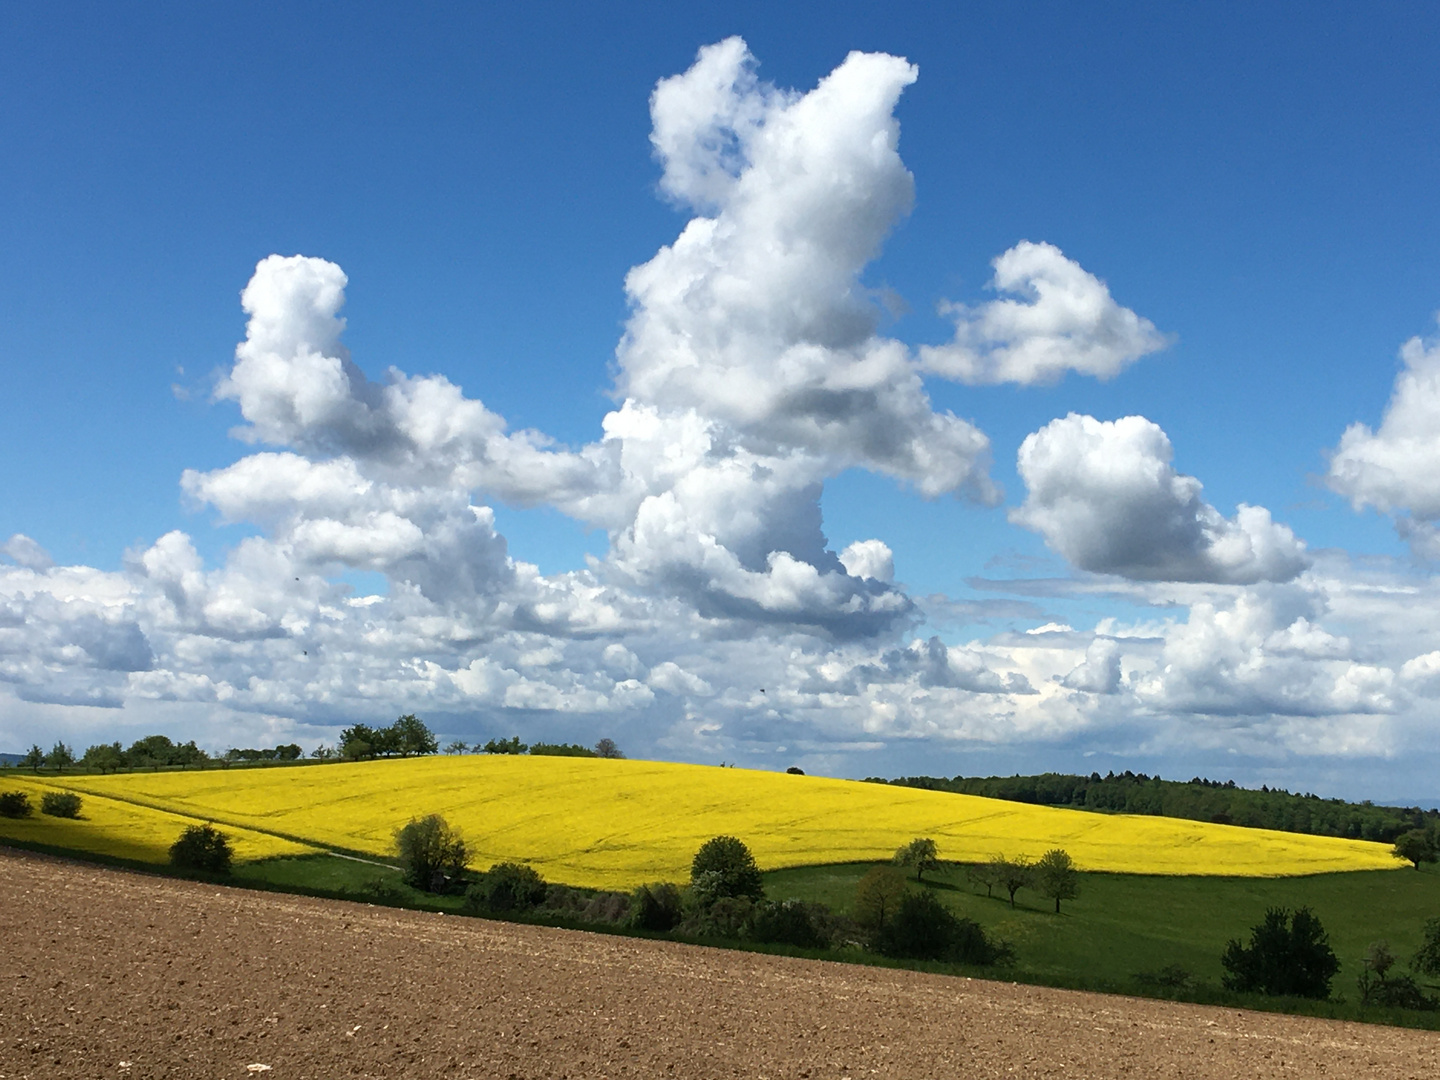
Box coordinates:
[919,241,1169,386]
[1013,413,1308,583]
[1327,315,1440,555]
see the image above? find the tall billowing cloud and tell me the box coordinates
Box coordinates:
[1013,414,1308,583]
[919,241,1169,385]
[1327,315,1440,556]
[597,39,1010,630]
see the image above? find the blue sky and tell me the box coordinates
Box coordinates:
[4,3,1440,800]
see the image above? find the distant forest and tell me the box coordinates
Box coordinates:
[868,771,1440,844]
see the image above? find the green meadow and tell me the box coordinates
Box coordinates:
[767,860,1440,1020]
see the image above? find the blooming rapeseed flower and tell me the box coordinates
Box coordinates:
[16,757,1398,887]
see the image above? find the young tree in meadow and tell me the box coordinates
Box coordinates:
[444,740,468,755]
[893,837,940,882]
[967,859,1001,899]
[45,742,74,772]
[853,865,908,931]
[995,855,1033,909]
[1034,848,1080,913]
[22,744,45,772]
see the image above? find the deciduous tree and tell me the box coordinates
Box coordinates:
[82,742,125,773]
[394,814,468,892]
[893,837,940,882]
[1393,829,1436,870]
[995,855,1033,909]
[691,835,764,904]
[1034,848,1080,913]
[853,865,908,931]
[339,724,376,760]
[967,859,1001,898]
[391,714,438,756]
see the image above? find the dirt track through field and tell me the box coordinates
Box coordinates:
[2,849,1437,1079]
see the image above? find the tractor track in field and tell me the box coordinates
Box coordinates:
[2,846,1437,1079]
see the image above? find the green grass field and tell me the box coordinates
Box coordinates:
[766,860,1440,1003]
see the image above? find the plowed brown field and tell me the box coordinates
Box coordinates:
[2,848,1436,1080]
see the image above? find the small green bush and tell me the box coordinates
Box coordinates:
[40,792,82,819]
[581,891,632,924]
[750,899,828,949]
[169,823,233,874]
[628,882,683,931]
[1221,906,1340,999]
[676,895,756,939]
[1358,940,1438,1010]
[0,791,32,818]
[464,862,547,912]
[874,890,1011,965]
[541,886,631,924]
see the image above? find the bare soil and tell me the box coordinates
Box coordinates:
[2,848,1437,1079]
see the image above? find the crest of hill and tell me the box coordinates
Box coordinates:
[40,756,1397,888]
[876,772,1440,845]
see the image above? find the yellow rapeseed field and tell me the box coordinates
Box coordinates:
[35,756,1398,889]
[0,775,316,864]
